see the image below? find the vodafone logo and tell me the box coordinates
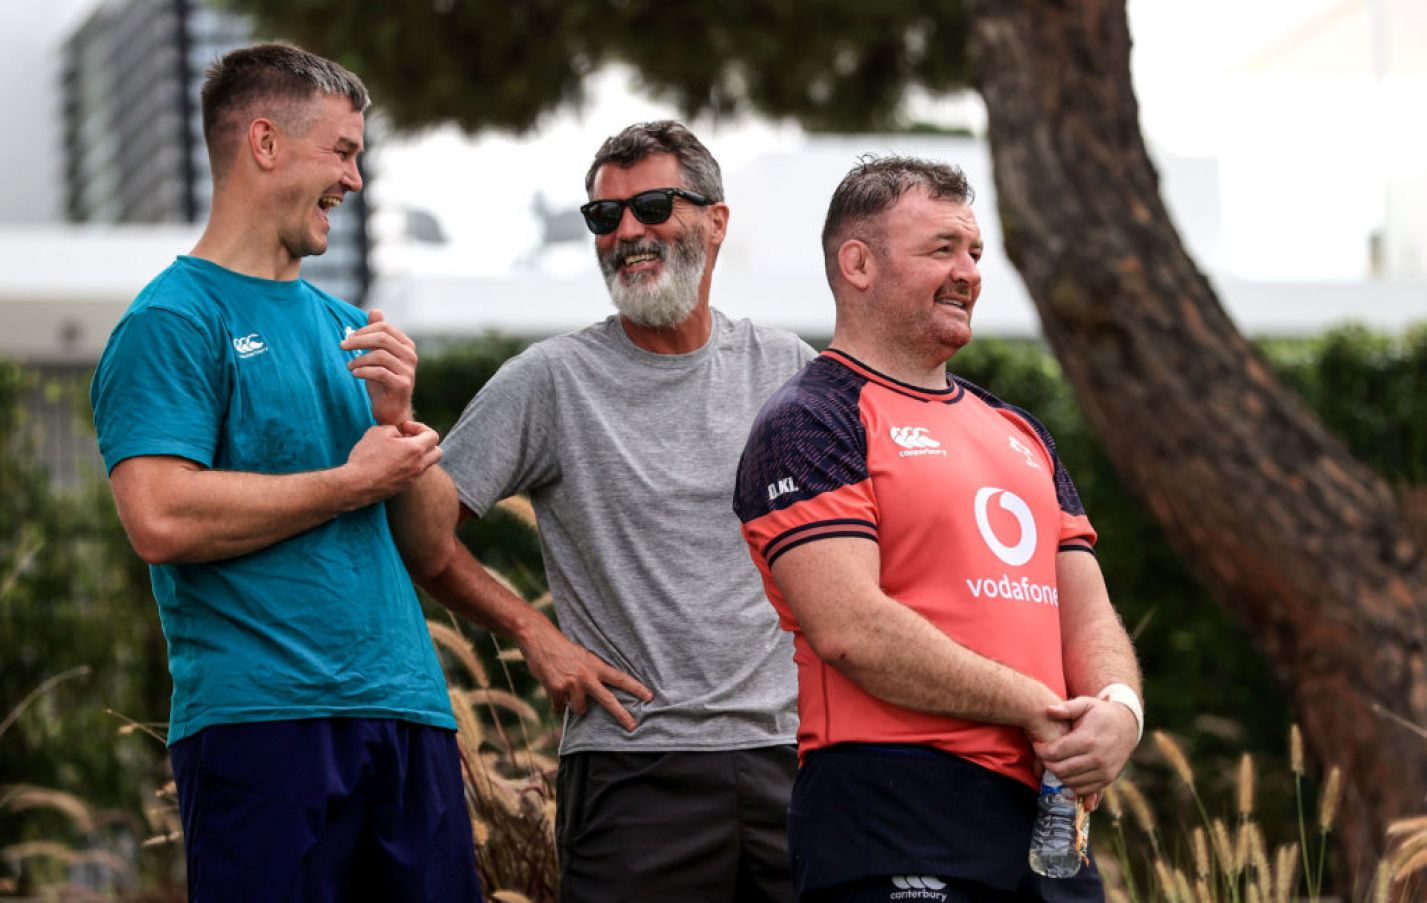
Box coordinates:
[973,487,1037,566]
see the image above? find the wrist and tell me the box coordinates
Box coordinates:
[1098,682,1144,741]
[329,461,375,512]
[376,403,415,427]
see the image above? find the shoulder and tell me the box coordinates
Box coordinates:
[745,356,869,460]
[714,310,817,362]
[109,262,222,348]
[126,260,210,321]
[734,356,873,520]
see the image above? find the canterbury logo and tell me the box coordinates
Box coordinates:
[232,333,267,358]
[889,875,949,901]
[890,426,940,449]
[890,425,947,458]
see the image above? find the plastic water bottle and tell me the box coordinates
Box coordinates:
[1028,769,1088,878]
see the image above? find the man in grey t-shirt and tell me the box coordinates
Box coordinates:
[394,121,814,902]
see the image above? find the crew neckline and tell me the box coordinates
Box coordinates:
[606,309,722,368]
[823,348,965,404]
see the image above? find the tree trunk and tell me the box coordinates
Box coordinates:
[966,0,1427,880]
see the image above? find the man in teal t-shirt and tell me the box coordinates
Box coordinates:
[90,44,481,901]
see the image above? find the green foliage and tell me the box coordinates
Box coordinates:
[1262,324,1427,485]
[0,363,174,880]
[222,0,969,134]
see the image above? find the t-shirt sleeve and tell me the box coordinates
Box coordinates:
[733,384,878,571]
[90,307,227,474]
[439,345,561,518]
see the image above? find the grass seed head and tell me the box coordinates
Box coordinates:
[1213,819,1239,876]
[1119,777,1157,836]
[1274,843,1299,903]
[1153,730,1196,791]
[1318,766,1342,833]
[1373,859,1391,903]
[1237,752,1255,819]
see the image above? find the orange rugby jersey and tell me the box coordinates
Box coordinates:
[733,349,1096,788]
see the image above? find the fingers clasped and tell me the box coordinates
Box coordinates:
[1034,695,1139,800]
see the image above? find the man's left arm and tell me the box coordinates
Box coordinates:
[339,307,447,554]
[1032,549,1142,799]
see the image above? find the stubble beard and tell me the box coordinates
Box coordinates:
[599,227,707,330]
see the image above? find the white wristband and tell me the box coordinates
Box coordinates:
[1098,682,1144,742]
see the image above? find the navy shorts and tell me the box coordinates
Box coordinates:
[170,718,482,902]
[789,745,1103,902]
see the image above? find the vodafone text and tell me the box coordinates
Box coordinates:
[965,573,1059,606]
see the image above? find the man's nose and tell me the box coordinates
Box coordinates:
[342,160,364,193]
[612,205,647,242]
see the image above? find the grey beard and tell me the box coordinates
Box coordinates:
[599,232,707,330]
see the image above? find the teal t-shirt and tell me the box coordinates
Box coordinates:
[91,256,454,744]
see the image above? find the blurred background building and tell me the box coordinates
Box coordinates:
[60,0,369,304]
[0,0,1423,484]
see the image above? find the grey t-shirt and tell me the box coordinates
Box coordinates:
[441,310,816,754]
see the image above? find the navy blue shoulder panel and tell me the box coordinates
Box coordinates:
[951,374,1087,519]
[734,356,870,523]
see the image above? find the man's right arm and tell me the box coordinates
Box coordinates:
[770,535,1065,741]
[398,466,654,730]
[109,422,441,564]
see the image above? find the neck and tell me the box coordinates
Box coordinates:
[829,329,952,390]
[619,299,713,355]
[190,191,300,281]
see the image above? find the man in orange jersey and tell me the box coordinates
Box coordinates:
[733,156,1143,902]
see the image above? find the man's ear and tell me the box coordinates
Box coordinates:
[706,202,730,248]
[247,118,280,172]
[837,239,874,291]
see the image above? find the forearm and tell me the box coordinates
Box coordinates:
[1056,550,1141,699]
[774,538,1062,737]
[388,465,462,578]
[832,593,1063,732]
[114,462,367,564]
[418,538,551,645]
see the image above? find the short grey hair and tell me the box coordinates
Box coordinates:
[201,42,370,177]
[821,155,974,284]
[584,121,724,201]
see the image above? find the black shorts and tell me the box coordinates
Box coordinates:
[556,746,797,903]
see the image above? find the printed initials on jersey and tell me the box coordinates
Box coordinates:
[767,477,799,501]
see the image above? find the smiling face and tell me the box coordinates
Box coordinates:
[868,189,984,362]
[272,93,365,263]
[589,153,727,329]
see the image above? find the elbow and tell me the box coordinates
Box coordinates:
[803,628,859,673]
[124,518,191,565]
[404,533,459,585]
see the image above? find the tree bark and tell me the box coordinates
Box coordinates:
[967,0,1427,879]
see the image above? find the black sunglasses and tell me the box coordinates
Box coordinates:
[580,188,713,235]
